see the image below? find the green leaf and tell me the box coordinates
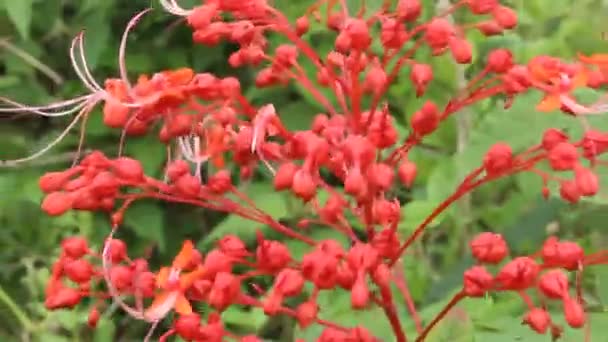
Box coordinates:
[295,288,405,341]
[200,182,288,247]
[400,200,446,234]
[124,201,166,252]
[425,307,475,342]
[2,0,33,40]
[94,319,116,342]
[82,13,111,69]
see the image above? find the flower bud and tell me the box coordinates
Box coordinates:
[523,308,551,334]
[470,232,509,264]
[487,49,513,73]
[483,143,513,175]
[563,297,586,328]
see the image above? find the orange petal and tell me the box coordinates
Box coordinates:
[148,291,171,311]
[536,94,561,112]
[174,294,193,315]
[211,155,225,169]
[572,69,589,88]
[156,267,170,288]
[578,52,608,65]
[168,68,195,85]
[173,240,195,269]
[180,266,206,290]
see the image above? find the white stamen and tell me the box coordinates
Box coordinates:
[119,9,153,90]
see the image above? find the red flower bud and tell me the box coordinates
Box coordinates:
[39,171,73,193]
[523,308,551,334]
[496,257,539,290]
[42,192,74,216]
[559,180,580,203]
[64,259,94,283]
[548,142,578,170]
[463,266,494,297]
[296,301,318,328]
[61,237,89,259]
[174,174,202,198]
[208,170,232,194]
[470,232,509,264]
[112,157,144,182]
[398,159,417,188]
[538,269,569,299]
[291,169,317,201]
[487,49,513,73]
[411,101,439,136]
[541,128,569,151]
[483,143,513,175]
[110,266,133,291]
[45,286,81,310]
[541,237,583,270]
[107,239,127,263]
[88,308,100,328]
[475,21,504,36]
[273,269,304,297]
[449,38,473,64]
[175,313,203,341]
[396,0,421,21]
[166,159,191,182]
[274,162,297,190]
[574,166,599,196]
[424,18,454,51]
[563,297,586,328]
[410,63,433,97]
[467,0,499,14]
[351,276,369,309]
[296,16,309,36]
[256,239,291,272]
[492,5,518,29]
[367,163,394,191]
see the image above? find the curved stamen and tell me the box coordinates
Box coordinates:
[0,95,93,116]
[77,32,104,91]
[69,34,103,93]
[0,102,96,167]
[119,9,154,90]
[101,228,147,321]
[160,0,192,16]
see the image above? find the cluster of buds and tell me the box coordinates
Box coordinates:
[2,0,608,341]
[460,233,607,339]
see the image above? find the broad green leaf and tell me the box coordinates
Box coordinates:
[200,182,288,247]
[295,288,406,341]
[124,201,166,252]
[94,319,116,342]
[425,306,475,342]
[82,13,111,69]
[2,0,33,40]
[400,200,446,234]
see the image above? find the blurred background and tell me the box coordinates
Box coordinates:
[1,0,608,341]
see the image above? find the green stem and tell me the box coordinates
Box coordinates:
[0,283,34,331]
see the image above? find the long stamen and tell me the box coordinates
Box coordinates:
[69,34,102,93]
[119,9,153,90]
[77,32,104,91]
[0,102,97,167]
[160,0,192,16]
[0,95,92,116]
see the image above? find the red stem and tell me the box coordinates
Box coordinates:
[379,285,408,342]
[415,291,466,342]
[393,261,423,333]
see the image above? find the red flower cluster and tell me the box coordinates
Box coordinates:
[458,233,604,339]
[3,0,608,341]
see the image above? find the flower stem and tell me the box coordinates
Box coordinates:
[0,283,35,331]
[415,291,465,342]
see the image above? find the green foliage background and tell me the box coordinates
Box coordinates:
[0,0,607,341]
